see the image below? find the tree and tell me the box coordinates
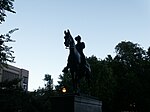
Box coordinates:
[113,41,150,111]
[35,74,54,96]
[44,74,53,91]
[0,0,17,68]
[56,72,73,94]
[0,0,18,69]
[0,28,18,68]
[87,55,117,112]
[0,78,38,112]
[56,41,150,112]
[0,0,16,23]
[115,41,145,66]
[32,74,54,112]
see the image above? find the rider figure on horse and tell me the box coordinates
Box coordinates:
[62,35,86,73]
[63,30,91,94]
[75,35,86,67]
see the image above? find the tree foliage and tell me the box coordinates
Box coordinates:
[0,0,15,23]
[0,78,38,112]
[1,40,150,112]
[0,28,18,68]
[0,74,55,112]
[56,72,73,94]
[31,74,54,112]
[0,0,17,68]
[57,41,150,112]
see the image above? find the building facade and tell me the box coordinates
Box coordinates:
[0,65,29,91]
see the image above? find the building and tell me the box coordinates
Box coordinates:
[0,65,29,91]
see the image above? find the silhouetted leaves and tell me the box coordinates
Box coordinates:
[0,28,18,68]
[57,41,150,112]
[0,0,16,23]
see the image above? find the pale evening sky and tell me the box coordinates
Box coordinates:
[0,0,150,91]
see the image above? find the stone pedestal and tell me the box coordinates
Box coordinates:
[51,95,102,112]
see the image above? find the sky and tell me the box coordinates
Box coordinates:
[0,0,150,91]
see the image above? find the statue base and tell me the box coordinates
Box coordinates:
[51,95,102,112]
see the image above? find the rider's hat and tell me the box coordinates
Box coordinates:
[75,35,81,41]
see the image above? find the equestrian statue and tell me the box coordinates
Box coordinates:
[62,29,91,94]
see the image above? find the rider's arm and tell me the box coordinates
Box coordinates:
[81,42,85,49]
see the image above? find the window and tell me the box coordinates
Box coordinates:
[23,76,28,84]
[2,70,19,81]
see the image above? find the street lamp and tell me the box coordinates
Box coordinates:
[62,87,67,93]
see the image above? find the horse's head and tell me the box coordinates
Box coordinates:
[64,30,72,48]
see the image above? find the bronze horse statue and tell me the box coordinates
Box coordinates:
[63,29,91,94]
